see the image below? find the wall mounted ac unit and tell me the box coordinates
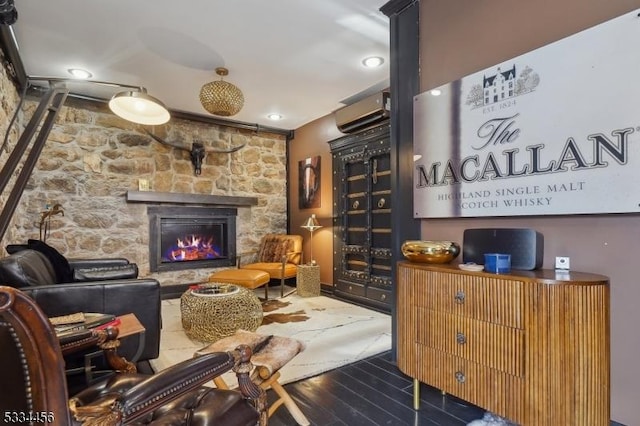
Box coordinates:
[334,91,390,133]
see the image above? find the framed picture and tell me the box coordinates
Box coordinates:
[299,156,321,209]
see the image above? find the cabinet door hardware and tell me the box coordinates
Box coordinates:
[372,158,378,184]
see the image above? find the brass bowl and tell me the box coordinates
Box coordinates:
[401,240,461,264]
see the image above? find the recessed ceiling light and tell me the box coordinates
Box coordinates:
[430,89,442,96]
[68,68,93,79]
[361,56,384,68]
[267,113,283,120]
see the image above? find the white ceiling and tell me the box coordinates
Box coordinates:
[10,0,390,131]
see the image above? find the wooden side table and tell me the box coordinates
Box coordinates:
[297,264,321,297]
[64,313,146,392]
[100,313,146,373]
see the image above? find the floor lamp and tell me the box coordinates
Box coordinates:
[301,214,322,265]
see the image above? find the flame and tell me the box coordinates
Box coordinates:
[165,234,221,262]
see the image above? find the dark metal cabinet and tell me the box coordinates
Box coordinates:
[329,123,392,311]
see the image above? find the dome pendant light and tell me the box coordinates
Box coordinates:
[199,67,245,117]
[109,90,170,125]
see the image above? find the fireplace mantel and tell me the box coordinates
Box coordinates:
[126,190,258,207]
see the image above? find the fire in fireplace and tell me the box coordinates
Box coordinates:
[148,206,236,272]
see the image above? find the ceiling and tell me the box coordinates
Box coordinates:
[8,0,390,131]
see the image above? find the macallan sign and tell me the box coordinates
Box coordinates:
[413,9,640,218]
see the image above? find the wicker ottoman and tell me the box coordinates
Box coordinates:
[180,283,263,342]
[209,269,271,300]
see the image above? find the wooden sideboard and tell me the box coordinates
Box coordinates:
[397,261,610,425]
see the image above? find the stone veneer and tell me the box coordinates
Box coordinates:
[0,51,21,246]
[0,81,289,286]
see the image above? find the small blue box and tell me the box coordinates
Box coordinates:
[484,253,511,273]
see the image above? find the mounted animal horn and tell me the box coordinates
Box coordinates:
[144,129,245,175]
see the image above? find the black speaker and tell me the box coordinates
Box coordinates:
[462,228,543,270]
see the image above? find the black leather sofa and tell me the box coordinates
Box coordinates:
[0,248,161,362]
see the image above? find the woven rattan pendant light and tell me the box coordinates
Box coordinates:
[199,67,244,116]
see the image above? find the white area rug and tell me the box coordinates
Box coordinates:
[151,293,392,385]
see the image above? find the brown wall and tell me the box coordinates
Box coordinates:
[288,114,344,286]
[420,1,640,424]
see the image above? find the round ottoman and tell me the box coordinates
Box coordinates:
[180,283,263,342]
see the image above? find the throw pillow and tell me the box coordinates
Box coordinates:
[258,236,293,263]
[27,239,73,283]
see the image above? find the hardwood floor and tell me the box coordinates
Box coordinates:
[153,287,625,425]
[266,350,627,426]
[267,350,485,426]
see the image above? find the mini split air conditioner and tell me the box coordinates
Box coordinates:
[334,91,390,133]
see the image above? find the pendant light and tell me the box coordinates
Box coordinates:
[199,67,245,117]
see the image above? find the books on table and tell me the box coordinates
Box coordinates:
[50,312,118,337]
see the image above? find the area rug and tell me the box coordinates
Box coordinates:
[150,293,392,385]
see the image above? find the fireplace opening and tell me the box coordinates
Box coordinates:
[148,206,236,272]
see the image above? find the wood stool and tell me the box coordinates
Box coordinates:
[209,269,271,300]
[195,330,310,426]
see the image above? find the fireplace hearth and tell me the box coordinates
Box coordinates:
[148,206,236,272]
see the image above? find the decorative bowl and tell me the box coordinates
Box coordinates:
[401,240,461,264]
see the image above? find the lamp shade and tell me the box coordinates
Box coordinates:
[199,67,245,117]
[301,214,322,232]
[108,91,170,125]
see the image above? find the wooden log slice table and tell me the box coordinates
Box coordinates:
[180,283,263,342]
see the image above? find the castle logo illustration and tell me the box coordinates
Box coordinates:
[465,64,540,109]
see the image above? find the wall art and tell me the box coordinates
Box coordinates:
[299,156,321,209]
[413,9,640,218]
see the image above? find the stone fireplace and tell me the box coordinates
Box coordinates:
[148,206,237,272]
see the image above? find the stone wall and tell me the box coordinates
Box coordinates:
[0,51,22,246]
[1,93,289,287]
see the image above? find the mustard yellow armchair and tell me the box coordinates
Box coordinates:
[240,234,303,298]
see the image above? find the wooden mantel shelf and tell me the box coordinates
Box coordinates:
[126,190,258,207]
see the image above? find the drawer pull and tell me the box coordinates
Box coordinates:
[455,371,466,384]
[352,200,359,209]
[377,198,385,208]
[380,294,386,301]
[454,290,465,304]
[456,332,467,345]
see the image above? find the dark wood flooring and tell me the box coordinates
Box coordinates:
[267,350,485,426]
[152,287,626,425]
[265,350,627,426]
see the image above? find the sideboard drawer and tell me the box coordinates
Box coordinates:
[417,345,525,424]
[417,308,524,376]
[415,270,524,328]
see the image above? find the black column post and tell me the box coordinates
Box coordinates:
[380,0,420,360]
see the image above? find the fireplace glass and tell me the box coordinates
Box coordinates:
[148,207,236,272]
[160,220,225,263]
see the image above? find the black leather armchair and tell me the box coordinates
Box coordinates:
[0,248,161,362]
